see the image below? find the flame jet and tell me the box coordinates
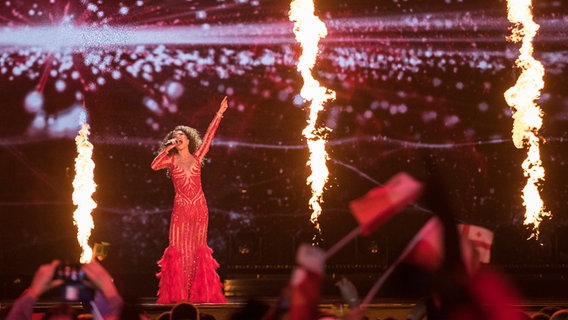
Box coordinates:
[504,0,550,240]
[289,0,336,238]
[72,122,97,263]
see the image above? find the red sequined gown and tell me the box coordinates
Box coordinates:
[153,113,226,304]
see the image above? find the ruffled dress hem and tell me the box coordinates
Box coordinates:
[156,245,226,304]
[156,246,186,304]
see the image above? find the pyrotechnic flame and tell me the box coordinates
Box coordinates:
[289,0,336,235]
[72,123,97,263]
[504,0,550,239]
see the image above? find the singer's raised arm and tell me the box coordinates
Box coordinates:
[194,97,228,161]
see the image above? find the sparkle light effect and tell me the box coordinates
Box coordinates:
[289,0,336,236]
[72,122,97,263]
[504,0,550,239]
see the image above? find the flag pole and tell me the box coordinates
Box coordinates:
[360,217,436,307]
[360,257,398,307]
[325,226,361,259]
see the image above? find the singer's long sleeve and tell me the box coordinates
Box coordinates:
[151,150,172,171]
[194,112,223,161]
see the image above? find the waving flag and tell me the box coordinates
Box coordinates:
[349,172,422,236]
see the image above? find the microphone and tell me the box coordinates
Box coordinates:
[165,139,179,146]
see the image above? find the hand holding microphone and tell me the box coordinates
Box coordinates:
[165,138,180,146]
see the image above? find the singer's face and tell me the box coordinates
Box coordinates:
[173,130,187,145]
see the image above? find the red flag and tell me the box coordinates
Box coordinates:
[289,244,326,320]
[400,217,445,272]
[465,267,526,320]
[349,172,423,236]
[402,218,494,273]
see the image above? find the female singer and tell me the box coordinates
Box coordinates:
[151,97,228,304]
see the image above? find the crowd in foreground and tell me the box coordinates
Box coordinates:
[1,257,568,320]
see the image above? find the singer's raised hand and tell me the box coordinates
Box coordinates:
[218,96,228,115]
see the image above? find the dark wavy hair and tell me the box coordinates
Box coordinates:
[158,125,203,178]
